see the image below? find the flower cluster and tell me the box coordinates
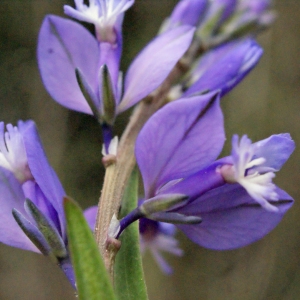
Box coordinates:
[0,0,294,288]
[37,4,194,148]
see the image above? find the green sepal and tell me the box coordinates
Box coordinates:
[99,65,116,125]
[196,7,224,42]
[140,193,188,216]
[221,18,257,40]
[25,199,67,258]
[12,209,53,257]
[149,211,202,224]
[114,169,148,300]
[64,196,116,300]
[75,68,101,121]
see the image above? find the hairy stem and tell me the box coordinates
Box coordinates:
[94,39,201,279]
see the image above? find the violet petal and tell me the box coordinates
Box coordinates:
[0,167,38,252]
[118,25,195,113]
[164,162,226,202]
[176,184,293,250]
[169,0,208,27]
[18,121,66,238]
[253,134,295,171]
[98,42,121,92]
[37,15,99,114]
[136,92,225,197]
[183,39,263,97]
[83,206,98,231]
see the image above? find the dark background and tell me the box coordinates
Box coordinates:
[0,1,299,299]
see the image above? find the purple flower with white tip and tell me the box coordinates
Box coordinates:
[0,120,95,288]
[64,0,134,43]
[64,0,132,98]
[37,14,194,134]
[174,38,263,99]
[0,122,33,183]
[118,92,294,254]
[219,134,294,212]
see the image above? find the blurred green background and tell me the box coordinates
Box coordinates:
[0,0,300,299]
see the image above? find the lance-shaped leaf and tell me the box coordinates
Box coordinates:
[64,197,116,300]
[25,199,67,258]
[115,169,148,300]
[118,25,195,113]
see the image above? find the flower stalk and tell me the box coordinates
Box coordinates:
[94,24,244,275]
[94,45,197,276]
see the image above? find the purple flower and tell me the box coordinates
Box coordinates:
[239,0,271,14]
[227,0,275,34]
[64,0,132,108]
[0,123,33,183]
[37,15,194,127]
[163,0,208,30]
[174,38,263,99]
[0,121,94,287]
[132,92,294,252]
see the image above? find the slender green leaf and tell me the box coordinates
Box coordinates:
[114,169,148,300]
[64,197,116,300]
